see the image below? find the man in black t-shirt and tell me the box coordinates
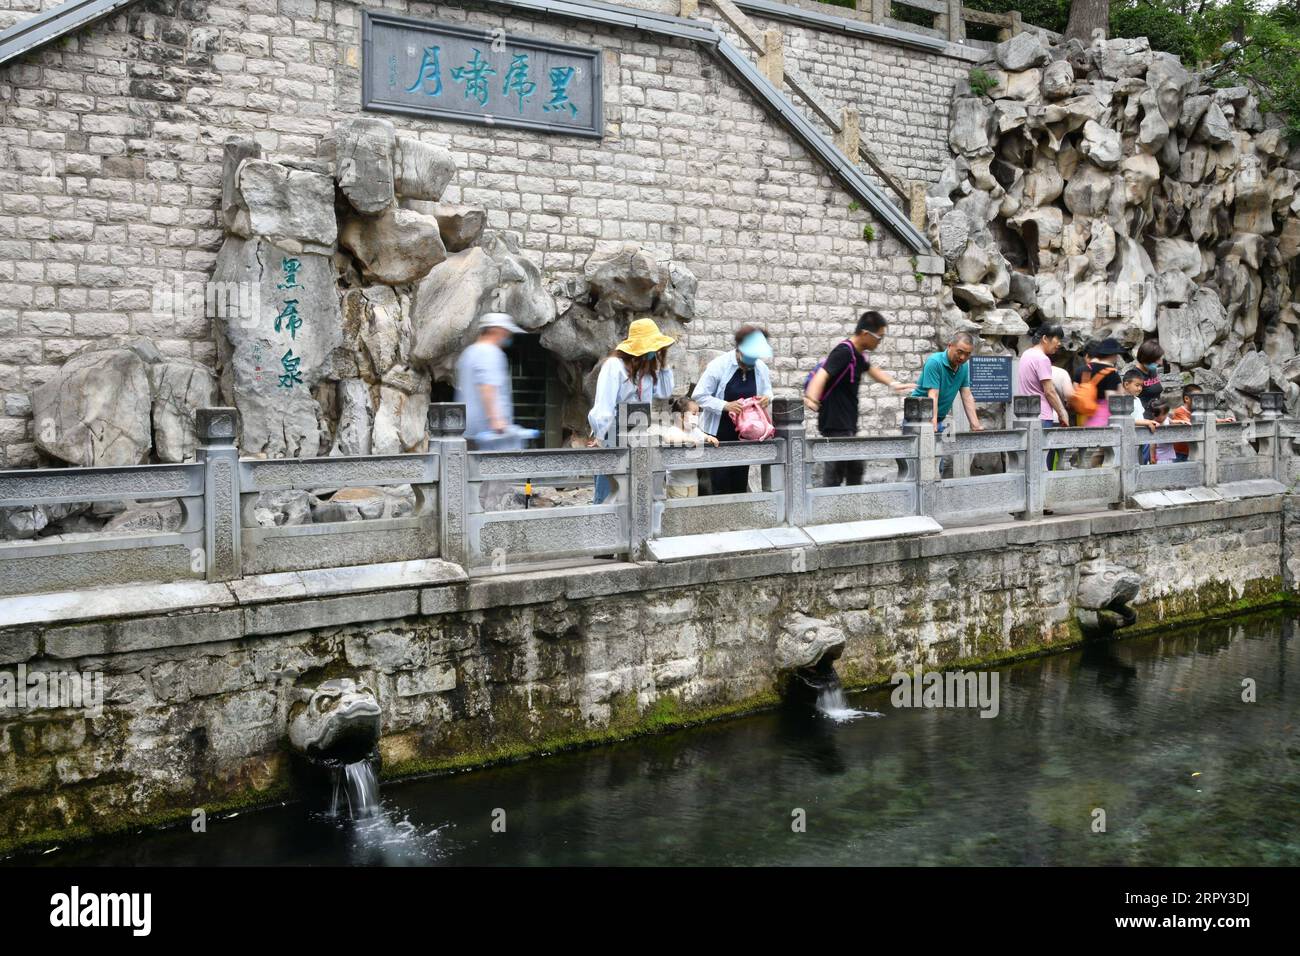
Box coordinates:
[804,310,911,486]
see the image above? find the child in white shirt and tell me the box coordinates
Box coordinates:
[1148,401,1176,463]
[650,396,719,497]
[1121,368,1159,463]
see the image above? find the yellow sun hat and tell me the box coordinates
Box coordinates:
[616,318,676,357]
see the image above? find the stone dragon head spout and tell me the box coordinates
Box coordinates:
[287,677,382,766]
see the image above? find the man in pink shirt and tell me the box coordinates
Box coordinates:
[1017,324,1071,470]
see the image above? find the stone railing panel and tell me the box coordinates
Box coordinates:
[655,437,787,537]
[0,393,1296,594]
[0,461,207,596]
[238,449,440,577]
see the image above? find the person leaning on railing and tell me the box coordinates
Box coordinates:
[648,395,720,498]
[587,318,676,504]
[803,310,911,488]
[691,325,775,496]
[1015,323,1071,470]
[909,331,983,435]
[1169,383,1234,462]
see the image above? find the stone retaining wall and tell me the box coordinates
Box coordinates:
[0,493,1289,852]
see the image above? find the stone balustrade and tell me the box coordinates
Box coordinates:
[0,393,1292,598]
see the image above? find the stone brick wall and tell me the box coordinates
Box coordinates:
[744,13,976,189]
[0,0,957,468]
[0,0,63,33]
[691,0,979,190]
[0,495,1287,850]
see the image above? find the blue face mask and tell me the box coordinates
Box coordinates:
[502,336,514,349]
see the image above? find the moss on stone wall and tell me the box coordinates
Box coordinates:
[3,512,1296,858]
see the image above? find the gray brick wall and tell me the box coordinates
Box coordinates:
[0,0,951,466]
[0,0,64,33]
[735,9,976,189]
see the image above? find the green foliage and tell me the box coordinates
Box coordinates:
[862,223,876,241]
[1109,2,1199,62]
[962,0,1300,139]
[890,1,937,28]
[964,0,1071,35]
[848,199,862,212]
[968,67,997,97]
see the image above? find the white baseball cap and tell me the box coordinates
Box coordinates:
[479,312,524,334]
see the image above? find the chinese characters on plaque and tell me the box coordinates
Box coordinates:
[362,12,603,138]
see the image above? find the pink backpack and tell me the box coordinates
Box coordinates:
[730,396,775,441]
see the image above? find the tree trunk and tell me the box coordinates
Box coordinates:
[1064,0,1110,44]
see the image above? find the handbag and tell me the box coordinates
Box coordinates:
[729,396,775,441]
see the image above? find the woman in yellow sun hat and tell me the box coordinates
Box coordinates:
[587,318,676,504]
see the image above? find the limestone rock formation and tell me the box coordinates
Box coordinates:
[584,244,667,316]
[408,232,557,375]
[409,246,504,377]
[339,204,448,286]
[34,119,577,469]
[482,231,557,331]
[581,244,698,322]
[394,135,455,202]
[328,118,397,215]
[149,358,219,463]
[928,33,1300,418]
[428,202,487,252]
[31,340,156,467]
[211,236,342,458]
[329,378,373,457]
[28,338,218,469]
[227,159,337,255]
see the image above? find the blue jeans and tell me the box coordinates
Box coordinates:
[594,473,613,504]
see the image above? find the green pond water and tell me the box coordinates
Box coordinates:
[17,611,1300,866]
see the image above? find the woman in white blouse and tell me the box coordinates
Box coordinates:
[587,318,676,504]
[691,325,773,495]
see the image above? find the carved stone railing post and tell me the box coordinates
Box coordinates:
[427,402,468,566]
[907,180,928,231]
[904,396,937,516]
[835,107,860,159]
[867,0,889,24]
[196,407,242,582]
[1011,395,1043,519]
[773,398,807,528]
[1189,392,1217,489]
[1109,394,1138,503]
[758,28,784,86]
[1000,9,1024,40]
[1260,391,1285,420]
[936,0,964,41]
[619,401,653,559]
[1263,390,1294,481]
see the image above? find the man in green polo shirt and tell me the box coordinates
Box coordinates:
[911,331,983,433]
